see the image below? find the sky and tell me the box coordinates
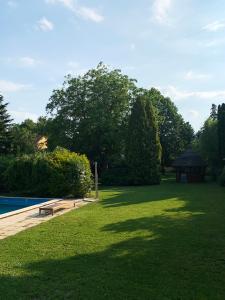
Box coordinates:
[1,0,225,131]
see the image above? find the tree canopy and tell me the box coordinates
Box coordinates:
[46,62,137,170]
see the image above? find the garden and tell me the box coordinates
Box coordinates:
[0,64,225,299]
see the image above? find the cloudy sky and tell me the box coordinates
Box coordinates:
[1,0,225,131]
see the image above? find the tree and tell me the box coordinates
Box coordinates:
[0,94,12,154]
[46,63,137,171]
[210,104,217,120]
[218,103,225,165]
[146,88,194,168]
[10,120,37,155]
[195,117,219,179]
[126,95,161,185]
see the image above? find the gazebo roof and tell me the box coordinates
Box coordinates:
[172,149,207,167]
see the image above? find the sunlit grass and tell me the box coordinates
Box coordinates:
[0,179,225,299]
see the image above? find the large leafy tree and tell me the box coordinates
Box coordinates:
[146,88,194,167]
[0,94,12,154]
[126,95,161,185]
[46,63,137,170]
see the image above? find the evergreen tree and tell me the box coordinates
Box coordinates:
[146,88,194,167]
[210,104,217,120]
[0,94,12,154]
[126,95,161,185]
[218,103,225,165]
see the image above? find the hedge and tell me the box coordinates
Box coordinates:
[0,156,14,192]
[219,167,225,186]
[5,148,93,197]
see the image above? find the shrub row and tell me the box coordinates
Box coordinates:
[1,148,93,197]
[219,167,225,186]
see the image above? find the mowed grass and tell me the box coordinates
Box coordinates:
[0,179,225,299]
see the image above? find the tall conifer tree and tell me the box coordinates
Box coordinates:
[126,95,161,185]
[218,103,225,165]
[0,94,12,153]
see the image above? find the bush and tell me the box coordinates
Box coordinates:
[101,164,130,186]
[5,148,93,197]
[0,156,14,192]
[219,167,225,186]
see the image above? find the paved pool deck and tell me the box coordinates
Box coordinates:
[0,198,96,240]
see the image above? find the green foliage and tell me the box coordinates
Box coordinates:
[194,117,220,179]
[10,118,55,155]
[218,103,225,165]
[101,161,130,186]
[0,94,12,154]
[126,95,161,185]
[219,167,225,186]
[147,88,194,167]
[5,148,93,197]
[46,62,137,170]
[210,104,217,120]
[0,156,14,191]
[11,121,37,155]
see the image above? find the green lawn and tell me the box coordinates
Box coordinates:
[0,179,225,299]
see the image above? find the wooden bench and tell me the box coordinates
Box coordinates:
[39,201,76,216]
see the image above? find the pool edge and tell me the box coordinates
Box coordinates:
[0,198,61,220]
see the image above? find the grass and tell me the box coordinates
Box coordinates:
[0,178,225,299]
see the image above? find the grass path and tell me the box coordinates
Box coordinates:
[0,180,225,299]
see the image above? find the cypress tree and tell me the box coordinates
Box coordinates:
[126,95,161,185]
[0,94,12,154]
[218,103,225,165]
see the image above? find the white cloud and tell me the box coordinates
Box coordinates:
[152,0,172,24]
[37,17,54,31]
[160,85,225,101]
[203,21,225,32]
[188,110,200,118]
[7,1,17,8]
[46,0,104,23]
[0,80,31,93]
[185,71,211,81]
[19,57,40,67]
[2,56,41,68]
[10,110,39,123]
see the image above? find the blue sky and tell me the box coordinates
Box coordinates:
[1,0,225,131]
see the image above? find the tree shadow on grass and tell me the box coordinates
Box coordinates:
[101,182,201,209]
[0,183,225,299]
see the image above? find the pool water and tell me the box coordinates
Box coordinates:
[0,204,27,214]
[0,197,52,215]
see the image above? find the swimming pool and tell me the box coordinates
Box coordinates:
[0,197,52,215]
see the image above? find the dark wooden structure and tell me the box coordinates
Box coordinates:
[172,149,206,183]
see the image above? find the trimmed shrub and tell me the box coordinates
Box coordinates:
[5,148,93,197]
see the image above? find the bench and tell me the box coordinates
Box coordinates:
[39,201,76,216]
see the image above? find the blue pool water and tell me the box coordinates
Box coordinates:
[0,197,52,215]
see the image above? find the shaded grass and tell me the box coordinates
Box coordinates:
[0,180,225,299]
